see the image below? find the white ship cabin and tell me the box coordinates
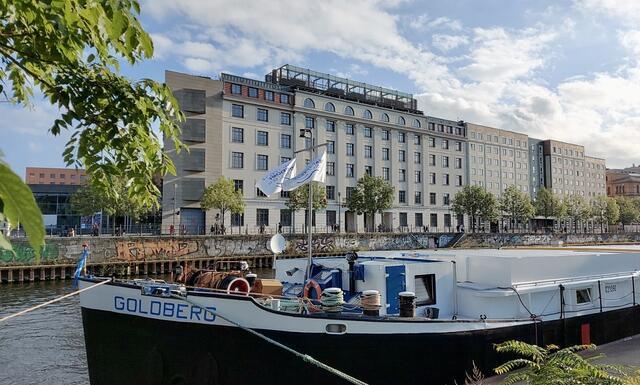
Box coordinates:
[275,249,640,321]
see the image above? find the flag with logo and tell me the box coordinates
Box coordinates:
[282,151,327,191]
[255,158,297,197]
[72,247,89,288]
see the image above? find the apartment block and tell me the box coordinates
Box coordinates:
[542,140,606,198]
[162,65,468,234]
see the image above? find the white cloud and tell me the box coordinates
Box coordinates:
[618,29,640,58]
[432,34,469,51]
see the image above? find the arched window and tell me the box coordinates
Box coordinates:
[397,116,406,125]
[381,113,390,122]
[344,106,354,116]
[363,109,373,119]
[413,119,421,128]
[324,102,335,112]
[304,98,315,109]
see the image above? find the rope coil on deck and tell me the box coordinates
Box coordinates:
[172,294,368,385]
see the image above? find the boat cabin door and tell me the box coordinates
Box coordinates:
[385,265,406,314]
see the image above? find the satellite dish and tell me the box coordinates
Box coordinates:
[268,234,286,255]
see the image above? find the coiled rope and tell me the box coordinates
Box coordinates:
[172,294,368,385]
[320,288,345,313]
[0,278,111,324]
[360,290,381,312]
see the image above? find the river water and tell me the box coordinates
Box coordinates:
[0,269,274,385]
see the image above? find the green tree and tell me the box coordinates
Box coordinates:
[345,175,394,232]
[564,195,591,233]
[201,177,245,228]
[286,182,326,232]
[494,340,623,385]
[534,187,564,229]
[500,185,535,232]
[452,186,498,232]
[0,1,184,257]
[616,197,640,231]
[591,195,620,233]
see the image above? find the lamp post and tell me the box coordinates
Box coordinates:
[338,191,342,233]
[173,182,177,229]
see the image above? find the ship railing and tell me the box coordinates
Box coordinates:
[512,270,640,288]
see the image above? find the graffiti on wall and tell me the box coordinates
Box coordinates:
[0,243,59,264]
[115,239,199,261]
[289,236,337,254]
[203,237,270,257]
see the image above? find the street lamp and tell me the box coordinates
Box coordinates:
[338,191,342,233]
[173,182,177,230]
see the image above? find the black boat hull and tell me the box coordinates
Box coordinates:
[81,304,640,385]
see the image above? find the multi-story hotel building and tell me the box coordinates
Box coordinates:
[162,65,468,234]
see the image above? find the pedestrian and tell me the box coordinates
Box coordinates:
[169,224,175,235]
[69,227,75,237]
[460,224,465,233]
[259,224,265,234]
[278,222,283,233]
[210,225,215,235]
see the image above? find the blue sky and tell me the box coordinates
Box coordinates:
[3,0,640,178]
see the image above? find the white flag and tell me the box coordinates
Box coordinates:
[282,151,326,191]
[256,158,297,197]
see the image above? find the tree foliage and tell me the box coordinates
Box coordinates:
[286,182,327,212]
[616,197,640,229]
[494,340,623,385]
[200,177,245,227]
[0,0,184,254]
[345,175,394,231]
[591,195,620,232]
[500,185,534,231]
[564,195,591,233]
[452,186,498,232]
[71,176,155,220]
[534,187,564,220]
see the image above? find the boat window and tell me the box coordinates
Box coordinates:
[414,274,436,306]
[325,324,347,334]
[576,288,592,304]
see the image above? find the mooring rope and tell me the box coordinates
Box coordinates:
[0,279,111,324]
[172,294,368,385]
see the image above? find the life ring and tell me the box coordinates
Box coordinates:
[303,279,322,299]
[226,277,250,296]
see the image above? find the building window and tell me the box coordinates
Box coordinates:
[344,106,354,116]
[430,213,438,227]
[576,288,592,304]
[382,130,390,140]
[443,193,450,205]
[414,134,421,145]
[364,145,372,158]
[265,90,274,101]
[327,162,335,176]
[429,137,436,147]
[442,139,449,150]
[364,126,373,138]
[327,140,335,154]
[381,113,390,122]
[415,213,423,227]
[231,213,244,227]
[232,127,244,143]
[415,274,437,306]
[399,190,406,203]
[304,98,315,109]
[231,83,241,94]
[428,122,435,131]
[456,175,463,186]
[248,87,258,98]
[399,212,408,227]
[60,174,66,179]
[363,109,373,119]
[382,148,390,160]
[455,158,462,169]
[280,94,290,104]
[305,116,315,129]
[346,164,354,178]
[365,165,373,176]
[442,156,449,168]
[256,209,269,227]
[415,171,422,183]
[280,112,291,125]
[257,131,268,146]
[346,187,355,199]
[455,141,462,151]
[414,152,421,164]
[429,172,436,184]
[346,143,354,156]
[413,119,421,128]
[398,132,406,143]
[399,169,406,182]
[430,192,436,205]
[231,104,244,118]
[382,167,390,180]
[399,150,406,162]
[326,120,336,132]
[326,210,337,226]
[429,154,436,166]
[257,108,268,122]
[256,188,267,197]
[415,191,422,204]
[346,123,354,135]
[257,154,268,170]
[325,102,335,112]
[233,179,243,192]
[280,134,291,149]
[326,186,335,200]
[397,116,406,125]
[231,152,244,169]
[443,174,450,186]
[281,157,291,164]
